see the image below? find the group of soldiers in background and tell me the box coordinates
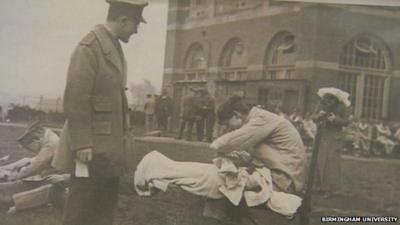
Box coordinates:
[176,88,215,142]
[144,88,400,159]
[143,90,173,135]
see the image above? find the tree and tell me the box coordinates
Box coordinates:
[129,79,157,106]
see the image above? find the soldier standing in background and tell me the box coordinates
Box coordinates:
[155,90,172,136]
[176,89,200,141]
[61,1,148,225]
[197,89,215,142]
[144,94,156,133]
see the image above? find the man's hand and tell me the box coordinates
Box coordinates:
[76,148,93,163]
[327,113,336,122]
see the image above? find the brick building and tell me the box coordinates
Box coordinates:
[162,0,400,129]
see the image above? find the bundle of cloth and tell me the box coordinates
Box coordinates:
[134,151,302,218]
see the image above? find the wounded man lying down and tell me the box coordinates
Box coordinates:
[135,151,302,218]
[134,95,307,219]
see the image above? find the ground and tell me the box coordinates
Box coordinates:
[0,124,398,225]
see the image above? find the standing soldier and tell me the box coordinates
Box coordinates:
[155,90,173,136]
[177,89,199,141]
[197,89,215,142]
[61,1,148,225]
[144,94,156,133]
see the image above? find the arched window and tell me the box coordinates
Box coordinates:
[184,43,206,69]
[264,32,297,80]
[183,43,207,81]
[338,35,391,119]
[219,38,248,81]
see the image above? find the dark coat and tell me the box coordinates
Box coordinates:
[62,25,130,177]
[312,102,350,191]
[200,95,216,117]
[155,96,172,119]
[181,95,201,120]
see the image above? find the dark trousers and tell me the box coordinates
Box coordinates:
[178,119,195,140]
[196,114,215,142]
[196,119,204,141]
[62,177,120,225]
[205,113,215,142]
[156,113,169,134]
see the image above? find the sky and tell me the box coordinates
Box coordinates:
[0,0,168,106]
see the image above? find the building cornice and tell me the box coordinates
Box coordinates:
[167,4,307,31]
[164,60,400,78]
[274,0,400,7]
[167,3,400,31]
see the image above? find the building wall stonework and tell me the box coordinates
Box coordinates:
[163,2,400,122]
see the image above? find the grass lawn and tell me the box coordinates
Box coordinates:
[0,124,398,225]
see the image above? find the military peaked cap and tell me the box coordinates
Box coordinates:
[17,120,43,145]
[106,0,149,23]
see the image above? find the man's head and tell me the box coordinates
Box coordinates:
[17,121,45,153]
[217,95,250,130]
[106,0,148,43]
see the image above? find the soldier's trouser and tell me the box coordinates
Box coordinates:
[178,119,195,140]
[205,114,215,142]
[62,177,119,225]
[157,114,169,134]
[196,119,205,141]
[177,120,187,139]
[186,120,196,140]
[13,184,53,211]
[145,114,154,132]
[0,180,67,212]
[0,180,42,195]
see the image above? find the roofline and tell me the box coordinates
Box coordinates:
[274,0,400,7]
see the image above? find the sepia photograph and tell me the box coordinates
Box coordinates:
[0,0,399,224]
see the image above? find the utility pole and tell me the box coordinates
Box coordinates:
[38,96,43,111]
[55,97,60,112]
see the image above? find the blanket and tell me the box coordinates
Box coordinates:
[134,151,302,217]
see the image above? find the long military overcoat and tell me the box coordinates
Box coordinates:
[61,24,130,177]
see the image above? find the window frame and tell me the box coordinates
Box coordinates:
[338,35,392,120]
[263,32,297,80]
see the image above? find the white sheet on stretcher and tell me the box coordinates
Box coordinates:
[134,151,302,217]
